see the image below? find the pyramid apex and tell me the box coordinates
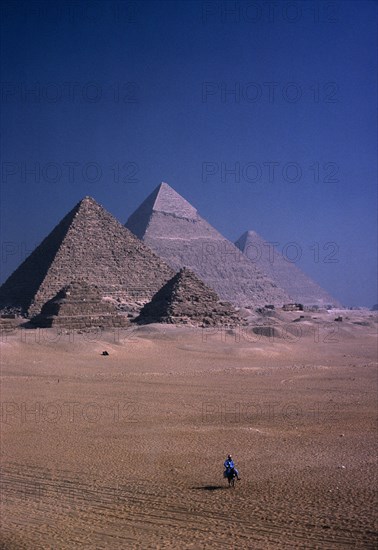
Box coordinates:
[235,230,261,250]
[74,196,106,214]
[80,195,97,204]
[235,229,341,306]
[0,193,175,315]
[125,182,199,239]
[240,230,258,238]
[152,182,198,219]
[71,196,99,211]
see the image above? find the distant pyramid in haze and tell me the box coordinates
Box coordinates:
[235,231,341,307]
[125,183,289,308]
[0,197,174,316]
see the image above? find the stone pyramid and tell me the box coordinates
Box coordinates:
[0,197,175,316]
[30,280,130,329]
[136,267,242,326]
[235,231,341,307]
[125,183,289,308]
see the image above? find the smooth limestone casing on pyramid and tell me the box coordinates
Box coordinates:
[235,231,341,307]
[0,197,175,316]
[125,183,289,308]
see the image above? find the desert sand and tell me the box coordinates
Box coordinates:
[1,310,377,549]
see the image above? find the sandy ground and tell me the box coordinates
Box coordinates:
[0,310,377,549]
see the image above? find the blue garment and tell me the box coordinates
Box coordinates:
[224,458,238,477]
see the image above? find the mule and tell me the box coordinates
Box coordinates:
[225,468,237,488]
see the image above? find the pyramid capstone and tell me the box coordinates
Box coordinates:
[126,182,198,239]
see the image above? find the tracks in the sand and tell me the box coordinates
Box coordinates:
[1,463,377,549]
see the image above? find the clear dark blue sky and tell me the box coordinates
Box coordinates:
[1,0,377,307]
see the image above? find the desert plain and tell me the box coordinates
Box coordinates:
[0,309,377,549]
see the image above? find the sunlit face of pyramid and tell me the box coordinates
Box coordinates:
[125,183,289,308]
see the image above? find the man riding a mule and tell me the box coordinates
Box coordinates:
[224,454,240,481]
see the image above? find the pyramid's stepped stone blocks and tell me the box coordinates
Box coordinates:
[30,281,130,329]
[126,183,289,308]
[136,267,243,327]
[235,231,341,307]
[0,197,175,316]
[0,317,19,333]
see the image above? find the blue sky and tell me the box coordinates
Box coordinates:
[1,0,377,307]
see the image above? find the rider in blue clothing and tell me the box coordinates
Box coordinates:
[224,454,240,480]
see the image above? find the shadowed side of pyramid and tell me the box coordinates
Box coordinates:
[30,280,130,329]
[0,196,175,316]
[136,267,243,326]
[125,183,289,308]
[0,200,82,313]
[235,231,341,307]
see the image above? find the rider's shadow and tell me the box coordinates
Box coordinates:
[192,485,226,491]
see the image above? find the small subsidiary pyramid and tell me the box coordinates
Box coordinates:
[0,196,175,316]
[235,231,341,307]
[136,267,242,326]
[126,183,289,308]
[30,280,130,329]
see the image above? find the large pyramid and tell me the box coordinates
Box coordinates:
[125,183,289,308]
[136,267,243,326]
[235,231,341,307]
[0,197,175,316]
